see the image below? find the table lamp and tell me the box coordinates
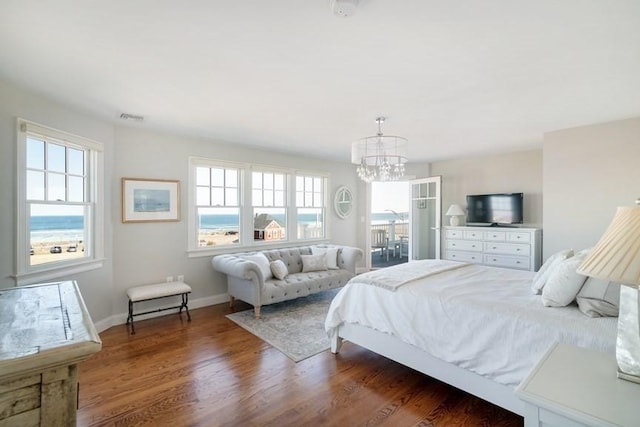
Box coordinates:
[445,204,465,226]
[577,204,640,383]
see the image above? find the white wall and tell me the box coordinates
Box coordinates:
[111,126,360,319]
[0,79,360,329]
[543,117,640,258]
[430,149,543,228]
[0,81,116,322]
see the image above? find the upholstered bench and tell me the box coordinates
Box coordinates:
[126,281,192,334]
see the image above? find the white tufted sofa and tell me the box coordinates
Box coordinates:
[212,245,362,318]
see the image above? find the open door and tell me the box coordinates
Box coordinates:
[409,176,441,261]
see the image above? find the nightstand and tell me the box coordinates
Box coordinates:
[516,342,639,427]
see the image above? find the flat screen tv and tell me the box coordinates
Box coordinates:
[466,193,523,226]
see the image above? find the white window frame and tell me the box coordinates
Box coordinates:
[187,157,329,257]
[15,119,104,285]
[295,173,328,241]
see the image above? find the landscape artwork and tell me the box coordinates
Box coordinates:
[122,178,180,222]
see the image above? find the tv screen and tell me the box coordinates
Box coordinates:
[466,193,523,226]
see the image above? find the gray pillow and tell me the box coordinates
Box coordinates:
[301,253,328,272]
[576,277,621,317]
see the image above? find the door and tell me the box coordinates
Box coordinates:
[409,176,441,260]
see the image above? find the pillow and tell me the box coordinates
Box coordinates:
[270,260,289,280]
[311,246,339,270]
[576,277,621,317]
[300,253,328,273]
[531,249,574,294]
[541,254,588,307]
[244,253,272,280]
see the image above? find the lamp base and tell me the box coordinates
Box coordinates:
[449,216,460,226]
[616,284,640,383]
[617,368,640,384]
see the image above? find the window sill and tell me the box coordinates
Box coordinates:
[14,258,105,286]
[187,239,330,258]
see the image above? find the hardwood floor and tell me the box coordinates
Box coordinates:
[78,302,524,427]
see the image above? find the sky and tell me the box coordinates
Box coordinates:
[371,181,409,214]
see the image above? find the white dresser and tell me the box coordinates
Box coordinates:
[443,226,542,271]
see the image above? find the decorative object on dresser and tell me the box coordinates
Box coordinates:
[578,205,640,384]
[0,281,101,426]
[445,204,465,226]
[443,226,542,271]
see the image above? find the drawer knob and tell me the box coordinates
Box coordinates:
[517,248,521,251]
[492,246,496,249]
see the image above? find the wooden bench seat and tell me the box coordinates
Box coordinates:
[126,281,191,334]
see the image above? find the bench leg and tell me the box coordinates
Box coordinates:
[127,299,136,335]
[254,306,261,319]
[179,293,191,321]
[229,296,235,309]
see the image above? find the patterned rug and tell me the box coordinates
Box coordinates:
[226,288,340,362]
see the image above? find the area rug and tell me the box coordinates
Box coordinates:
[226,288,340,362]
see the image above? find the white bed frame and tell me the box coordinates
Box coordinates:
[331,322,525,416]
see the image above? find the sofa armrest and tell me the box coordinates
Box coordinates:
[337,246,363,275]
[212,255,266,284]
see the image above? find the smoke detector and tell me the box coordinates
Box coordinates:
[329,0,359,17]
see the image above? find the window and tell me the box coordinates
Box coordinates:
[252,170,286,242]
[194,164,241,248]
[16,119,104,284]
[188,158,327,255]
[296,175,325,239]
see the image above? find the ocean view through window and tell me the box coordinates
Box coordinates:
[16,119,104,283]
[188,157,328,254]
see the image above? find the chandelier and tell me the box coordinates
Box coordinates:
[351,117,408,183]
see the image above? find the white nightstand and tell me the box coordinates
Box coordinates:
[516,342,640,427]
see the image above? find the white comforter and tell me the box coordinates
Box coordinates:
[325,260,617,388]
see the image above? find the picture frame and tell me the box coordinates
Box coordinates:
[122,178,180,223]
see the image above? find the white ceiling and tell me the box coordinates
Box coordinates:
[1,1,639,163]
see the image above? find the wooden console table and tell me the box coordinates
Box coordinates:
[0,281,101,426]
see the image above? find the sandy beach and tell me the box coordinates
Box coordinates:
[198,230,240,247]
[30,240,84,265]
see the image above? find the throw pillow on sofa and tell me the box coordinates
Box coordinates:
[301,253,328,272]
[311,246,339,269]
[270,260,289,280]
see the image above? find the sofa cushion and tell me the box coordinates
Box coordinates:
[311,246,339,269]
[301,254,328,272]
[262,269,353,304]
[270,260,288,280]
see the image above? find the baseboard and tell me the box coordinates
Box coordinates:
[93,292,230,333]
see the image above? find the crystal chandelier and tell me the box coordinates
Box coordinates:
[351,117,408,183]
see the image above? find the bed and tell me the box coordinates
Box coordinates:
[324,260,617,415]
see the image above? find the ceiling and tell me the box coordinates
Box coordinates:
[1,1,639,163]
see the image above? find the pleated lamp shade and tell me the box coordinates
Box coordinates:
[577,206,640,285]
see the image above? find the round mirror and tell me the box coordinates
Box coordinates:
[334,186,353,219]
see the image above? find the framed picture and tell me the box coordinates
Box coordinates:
[122,178,180,223]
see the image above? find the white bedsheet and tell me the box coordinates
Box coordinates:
[325,261,617,388]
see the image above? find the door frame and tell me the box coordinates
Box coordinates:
[409,176,442,261]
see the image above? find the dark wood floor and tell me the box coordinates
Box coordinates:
[77,301,524,427]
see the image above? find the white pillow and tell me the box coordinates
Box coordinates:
[576,277,621,317]
[531,249,574,294]
[244,253,272,280]
[270,260,288,280]
[300,253,328,272]
[311,246,339,269]
[541,254,588,307]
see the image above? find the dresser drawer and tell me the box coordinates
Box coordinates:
[445,251,482,263]
[507,232,531,243]
[483,254,531,270]
[462,230,483,240]
[484,242,531,256]
[445,229,463,239]
[446,240,482,252]
[484,231,506,241]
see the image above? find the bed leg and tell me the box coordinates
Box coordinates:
[330,334,343,354]
[254,306,261,318]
